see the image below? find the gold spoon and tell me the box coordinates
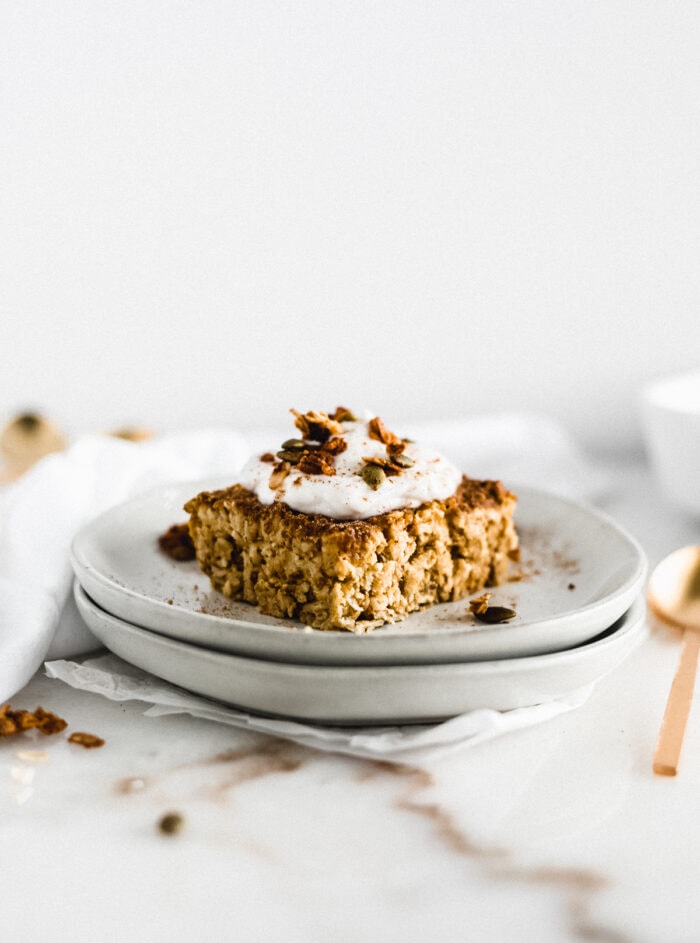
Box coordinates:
[648,546,700,776]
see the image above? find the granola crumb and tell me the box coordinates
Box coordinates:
[269,461,291,490]
[291,409,343,443]
[0,704,67,738]
[367,416,403,448]
[68,732,105,749]
[468,593,493,616]
[297,450,336,476]
[158,523,196,562]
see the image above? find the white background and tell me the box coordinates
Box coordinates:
[2,1,699,451]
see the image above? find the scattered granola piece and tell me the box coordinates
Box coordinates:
[297,451,336,476]
[269,461,291,490]
[362,455,404,476]
[158,523,196,561]
[469,595,517,624]
[367,416,404,451]
[331,406,357,422]
[291,409,343,443]
[0,704,67,738]
[35,708,69,735]
[469,593,493,616]
[68,732,105,749]
[319,436,348,457]
[275,433,348,476]
[260,452,276,463]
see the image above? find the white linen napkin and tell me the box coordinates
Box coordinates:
[1,413,607,736]
[0,429,249,700]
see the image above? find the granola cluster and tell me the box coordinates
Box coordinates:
[360,416,415,489]
[0,704,67,738]
[158,522,196,561]
[263,407,355,490]
[0,703,106,749]
[261,408,417,492]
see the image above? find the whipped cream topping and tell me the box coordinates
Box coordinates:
[237,412,462,520]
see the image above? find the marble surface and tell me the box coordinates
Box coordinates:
[4,460,700,943]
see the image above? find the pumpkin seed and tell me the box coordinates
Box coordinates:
[158,812,185,835]
[277,449,302,463]
[281,438,306,451]
[361,464,386,490]
[473,606,517,624]
[393,453,415,469]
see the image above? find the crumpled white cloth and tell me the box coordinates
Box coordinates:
[0,429,248,700]
[1,413,607,757]
[45,654,595,764]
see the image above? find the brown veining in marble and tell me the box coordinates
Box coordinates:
[114,738,307,802]
[197,740,304,802]
[113,743,628,941]
[115,775,149,794]
[359,760,631,943]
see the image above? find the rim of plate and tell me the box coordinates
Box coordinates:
[74,580,647,676]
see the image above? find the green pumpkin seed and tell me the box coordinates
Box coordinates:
[393,453,415,469]
[158,812,185,835]
[281,438,306,451]
[361,464,386,490]
[277,449,302,463]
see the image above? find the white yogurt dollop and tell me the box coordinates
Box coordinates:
[237,417,462,520]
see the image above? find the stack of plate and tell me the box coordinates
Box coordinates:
[70,482,648,726]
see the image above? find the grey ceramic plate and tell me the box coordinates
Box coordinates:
[70,480,647,666]
[74,582,647,724]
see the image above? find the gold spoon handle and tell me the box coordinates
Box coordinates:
[654,629,700,776]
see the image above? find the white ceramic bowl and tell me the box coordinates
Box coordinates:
[642,369,700,516]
